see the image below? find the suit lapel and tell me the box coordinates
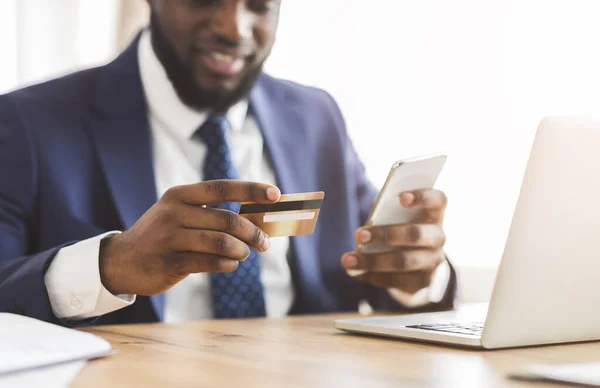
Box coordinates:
[87,36,164,319]
[250,77,324,307]
[250,79,302,194]
[88,36,157,230]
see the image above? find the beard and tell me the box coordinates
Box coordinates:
[149,13,264,113]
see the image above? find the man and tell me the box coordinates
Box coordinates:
[0,0,454,325]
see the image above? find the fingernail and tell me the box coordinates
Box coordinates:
[266,187,280,201]
[344,254,358,269]
[262,236,271,252]
[357,229,372,243]
[401,192,415,207]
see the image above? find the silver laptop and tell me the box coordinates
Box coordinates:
[335,117,600,349]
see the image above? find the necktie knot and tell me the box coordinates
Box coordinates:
[196,115,239,182]
[195,115,230,148]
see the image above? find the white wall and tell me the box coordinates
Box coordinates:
[0,0,18,93]
[266,0,600,268]
[0,0,119,90]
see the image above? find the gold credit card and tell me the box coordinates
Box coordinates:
[239,192,324,237]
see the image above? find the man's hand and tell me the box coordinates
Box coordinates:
[99,180,281,296]
[341,189,448,294]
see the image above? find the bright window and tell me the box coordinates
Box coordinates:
[266,0,600,267]
[0,0,18,93]
[0,0,119,91]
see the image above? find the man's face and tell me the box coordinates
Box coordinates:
[149,0,281,111]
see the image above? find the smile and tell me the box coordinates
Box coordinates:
[200,51,245,76]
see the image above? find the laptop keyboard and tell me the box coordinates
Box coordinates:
[406,322,484,336]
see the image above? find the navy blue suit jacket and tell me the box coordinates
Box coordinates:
[0,39,455,325]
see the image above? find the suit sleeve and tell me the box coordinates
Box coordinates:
[319,91,457,312]
[0,97,56,321]
[0,97,77,324]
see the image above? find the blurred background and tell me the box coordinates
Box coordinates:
[2,0,599,300]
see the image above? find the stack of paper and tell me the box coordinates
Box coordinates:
[0,313,113,387]
[0,361,87,388]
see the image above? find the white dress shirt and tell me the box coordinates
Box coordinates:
[43,30,449,322]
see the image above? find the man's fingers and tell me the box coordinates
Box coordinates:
[355,224,446,248]
[341,249,445,273]
[164,180,281,206]
[176,206,270,252]
[165,252,240,275]
[419,209,444,224]
[171,229,252,261]
[400,189,447,210]
[355,271,433,294]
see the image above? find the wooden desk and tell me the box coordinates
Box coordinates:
[74,314,600,387]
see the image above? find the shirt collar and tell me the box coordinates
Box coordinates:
[137,29,248,139]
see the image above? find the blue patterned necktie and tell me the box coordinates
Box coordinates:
[195,115,266,318]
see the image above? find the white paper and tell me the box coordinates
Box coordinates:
[527,362,600,386]
[0,313,112,376]
[0,361,86,388]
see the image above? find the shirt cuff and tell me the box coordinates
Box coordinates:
[386,260,451,308]
[44,231,136,320]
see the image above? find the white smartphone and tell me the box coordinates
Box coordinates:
[358,153,447,256]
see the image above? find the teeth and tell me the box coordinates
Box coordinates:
[211,52,234,63]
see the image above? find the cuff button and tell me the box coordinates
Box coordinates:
[70,295,83,310]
